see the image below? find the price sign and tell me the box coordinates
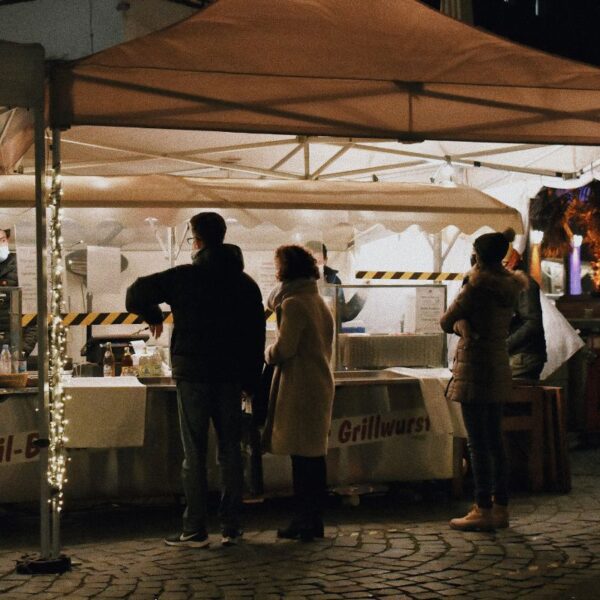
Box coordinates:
[415,287,446,334]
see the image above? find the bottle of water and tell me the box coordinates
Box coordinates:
[0,344,12,374]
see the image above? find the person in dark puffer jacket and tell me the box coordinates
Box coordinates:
[126,212,265,548]
[501,228,547,380]
[441,232,526,532]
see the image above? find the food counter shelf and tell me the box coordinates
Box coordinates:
[0,369,460,503]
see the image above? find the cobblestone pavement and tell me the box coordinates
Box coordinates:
[1,449,600,599]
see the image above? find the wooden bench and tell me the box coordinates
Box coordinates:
[504,383,570,493]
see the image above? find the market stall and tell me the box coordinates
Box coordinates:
[0,186,521,503]
[2,0,600,569]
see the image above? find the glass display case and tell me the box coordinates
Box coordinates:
[329,283,447,371]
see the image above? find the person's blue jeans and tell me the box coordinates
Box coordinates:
[176,380,243,534]
[461,402,509,508]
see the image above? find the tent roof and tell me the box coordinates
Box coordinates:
[24,125,600,191]
[0,174,522,235]
[51,0,600,144]
[0,40,44,174]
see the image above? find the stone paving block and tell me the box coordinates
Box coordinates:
[97,586,138,597]
[437,589,469,597]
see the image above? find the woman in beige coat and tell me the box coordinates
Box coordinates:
[264,245,334,541]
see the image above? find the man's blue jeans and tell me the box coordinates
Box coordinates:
[176,380,243,534]
[461,402,509,508]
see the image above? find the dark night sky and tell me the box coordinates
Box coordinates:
[421,0,600,67]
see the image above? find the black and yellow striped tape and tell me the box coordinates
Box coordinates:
[22,310,276,327]
[355,271,464,282]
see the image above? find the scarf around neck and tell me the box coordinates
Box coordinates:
[267,278,318,311]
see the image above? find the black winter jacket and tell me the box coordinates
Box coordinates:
[0,253,38,356]
[507,271,547,362]
[126,244,265,390]
[322,265,364,322]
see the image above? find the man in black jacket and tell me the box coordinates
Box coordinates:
[126,212,265,548]
[0,228,37,357]
[305,241,365,323]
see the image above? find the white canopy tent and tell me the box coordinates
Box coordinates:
[0,174,523,272]
[2,0,600,569]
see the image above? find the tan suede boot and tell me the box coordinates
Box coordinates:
[449,505,494,531]
[492,504,510,529]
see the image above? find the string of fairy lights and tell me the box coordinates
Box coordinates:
[47,163,70,512]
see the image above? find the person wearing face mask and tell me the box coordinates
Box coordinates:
[126,212,265,548]
[0,228,37,357]
[305,241,365,323]
[441,232,526,531]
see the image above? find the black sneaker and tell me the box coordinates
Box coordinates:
[221,527,243,546]
[164,531,209,548]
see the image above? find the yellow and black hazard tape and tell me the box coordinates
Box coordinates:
[355,271,464,282]
[22,309,276,327]
[21,311,175,328]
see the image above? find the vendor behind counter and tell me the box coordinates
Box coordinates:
[305,241,365,322]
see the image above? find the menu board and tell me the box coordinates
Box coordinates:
[414,286,445,334]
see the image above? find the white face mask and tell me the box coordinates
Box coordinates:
[0,245,9,262]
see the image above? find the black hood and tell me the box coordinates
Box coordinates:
[192,243,244,273]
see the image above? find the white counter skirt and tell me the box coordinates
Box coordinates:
[64,376,147,448]
[386,367,466,438]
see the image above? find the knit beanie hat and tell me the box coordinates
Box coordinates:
[473,232,509,265]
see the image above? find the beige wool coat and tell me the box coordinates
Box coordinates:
[263,278,335,457]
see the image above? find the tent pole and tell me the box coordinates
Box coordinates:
[19,125,71,574]
[432,233,442,272]
[34,106,50,561]
[50,128,62,559]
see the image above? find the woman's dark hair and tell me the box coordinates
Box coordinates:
[275,245,320,282]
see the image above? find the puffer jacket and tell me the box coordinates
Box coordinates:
[440,264,526,403]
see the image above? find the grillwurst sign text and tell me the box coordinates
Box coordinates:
[329,411,431,449]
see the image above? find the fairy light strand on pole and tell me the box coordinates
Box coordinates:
[47,163,70,512]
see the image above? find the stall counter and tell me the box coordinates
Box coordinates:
[0,370,463,503]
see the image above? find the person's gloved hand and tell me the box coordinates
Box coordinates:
[453,319,478,340]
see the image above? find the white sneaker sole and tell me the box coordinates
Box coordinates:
[164,537,210,548]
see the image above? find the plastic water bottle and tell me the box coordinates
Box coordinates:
[0,344,12,374]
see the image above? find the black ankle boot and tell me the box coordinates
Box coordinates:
[277,517,324,541]
[277,523,314,542]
